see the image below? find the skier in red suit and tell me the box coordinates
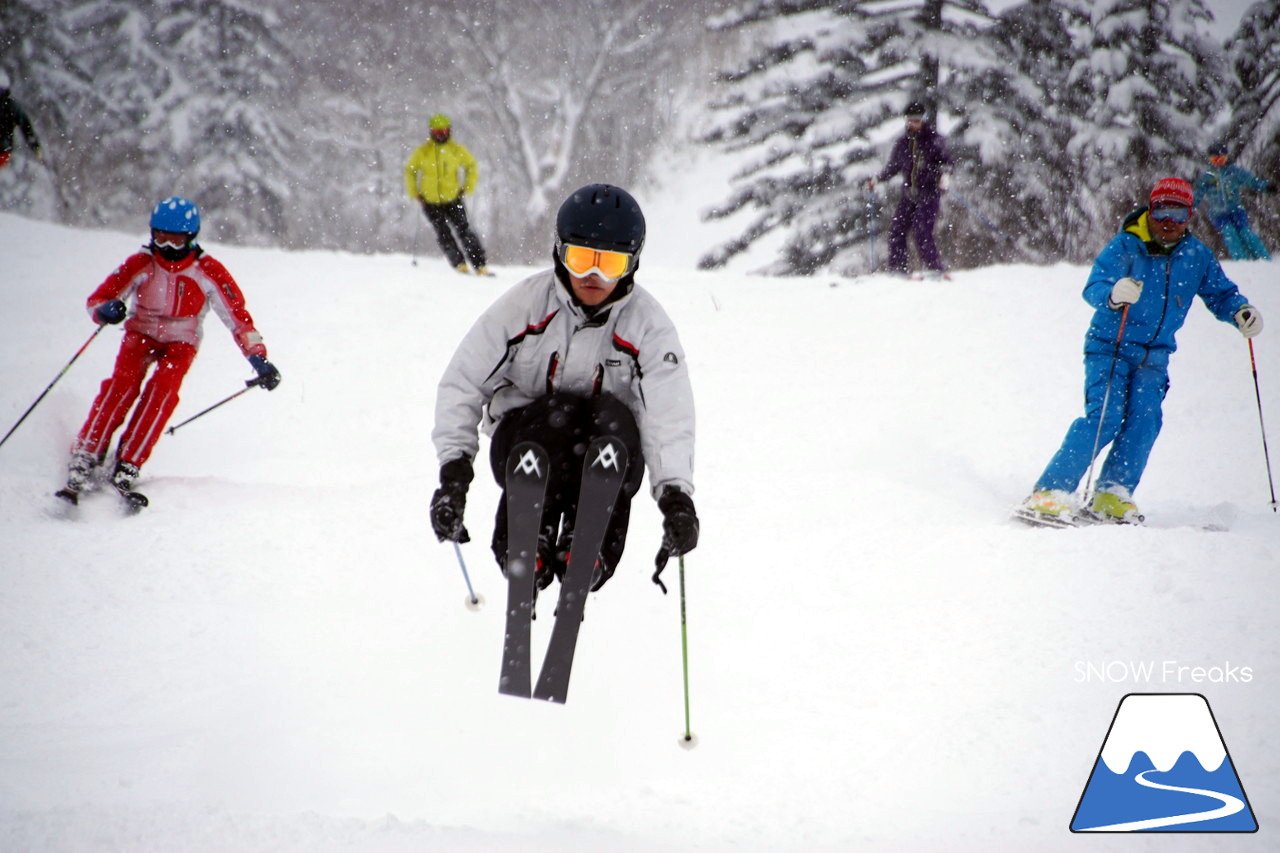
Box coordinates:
[56,197,281,507]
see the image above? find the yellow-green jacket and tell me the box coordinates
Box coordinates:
[404,139,479,204]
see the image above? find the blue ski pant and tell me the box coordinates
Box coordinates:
[1211,209,1271,261]
[1035,353,1170,496]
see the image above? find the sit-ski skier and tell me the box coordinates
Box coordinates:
[429,183,699,593]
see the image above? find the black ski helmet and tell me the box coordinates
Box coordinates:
[555,184,645,256]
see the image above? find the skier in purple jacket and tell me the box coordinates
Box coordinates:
[866,101,952,277]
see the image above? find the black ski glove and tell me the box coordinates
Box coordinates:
[248,355,281,391]
[94,299,127,325]
[652,485,699,593]
[430,457,474,543]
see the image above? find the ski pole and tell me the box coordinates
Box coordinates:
[453,540,484,610]
[411,203,423,267]
[0,324,105,452]
[1083,304,1129,505]
[1246,338,1277,511]
[867,187,878,272]
[677,555,697,749]
[165,377,264,435]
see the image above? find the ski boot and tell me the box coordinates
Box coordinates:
[54,450,100,506]
[1085,489,1143,525]
[110,460,149,511]
[455,263,471,275]
[1012,489,1075,528]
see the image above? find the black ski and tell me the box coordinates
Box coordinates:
[533,435,628,704]
[498,441,550,698]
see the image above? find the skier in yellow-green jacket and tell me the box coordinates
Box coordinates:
[405,113,491,275]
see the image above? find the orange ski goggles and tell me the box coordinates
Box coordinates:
[560,243,633,281]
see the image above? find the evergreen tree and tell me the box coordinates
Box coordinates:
[1223,1,1280,253]
[698,0,998,275]
[44,0,297,242]
[1065,0,1228,231]
[950,0,1089,264]
[147,0,300,244]
[0,0,97,219]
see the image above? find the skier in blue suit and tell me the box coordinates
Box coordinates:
[1021,177,1262,525]
[1193,141,1274,261]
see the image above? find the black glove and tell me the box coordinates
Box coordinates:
[94,299,127,325]
[248,354,281,391]
[652,485,699,593]
[430,457,473,543]
[1265,184,1277,195]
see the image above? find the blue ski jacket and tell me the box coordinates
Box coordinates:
[1081,209,1249,370]
[1193,163,1271,219]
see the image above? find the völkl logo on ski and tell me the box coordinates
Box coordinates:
[591,441,621,472]
[1070,693,1257,833]
[512,448,544,478]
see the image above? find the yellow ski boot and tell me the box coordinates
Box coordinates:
[1087,489,1144,525]
[1013,489,1074,528]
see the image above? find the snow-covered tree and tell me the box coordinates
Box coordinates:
[1065,0,1228,230]
[1222,1,1280,254]
[0,0,98,219]
[33,0,297,243]
[442,0,707,259]
[949,0,1089,264]
[1225,2,1280,175]
[143,0,299,244]
[698,0,999,275]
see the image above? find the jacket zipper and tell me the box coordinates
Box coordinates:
[1140,255,1174,367]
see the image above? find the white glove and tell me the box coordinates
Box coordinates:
[939,173,951,192]
[1108,277,1142,308]
[1235,305,1263,338]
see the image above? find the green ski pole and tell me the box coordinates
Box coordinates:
[678,555,698,749]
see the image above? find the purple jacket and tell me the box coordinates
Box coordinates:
[877,124,951,199]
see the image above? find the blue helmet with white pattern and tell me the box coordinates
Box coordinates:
[149,197,201,235]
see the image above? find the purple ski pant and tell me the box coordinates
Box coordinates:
[887,191,944,273]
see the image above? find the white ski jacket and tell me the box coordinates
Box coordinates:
[433,270,695,497]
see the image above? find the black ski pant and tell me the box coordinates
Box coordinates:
[489,392,644,589]
[420,198,487,269]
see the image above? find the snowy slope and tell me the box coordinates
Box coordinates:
[1,211,1278,851]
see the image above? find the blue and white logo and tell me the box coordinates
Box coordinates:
[1071,693,1257,832]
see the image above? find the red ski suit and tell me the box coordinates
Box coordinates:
[75,247,267,468]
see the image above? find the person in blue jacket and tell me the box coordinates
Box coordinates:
[1020,177,1263,525]
[1193,141,1274,261]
